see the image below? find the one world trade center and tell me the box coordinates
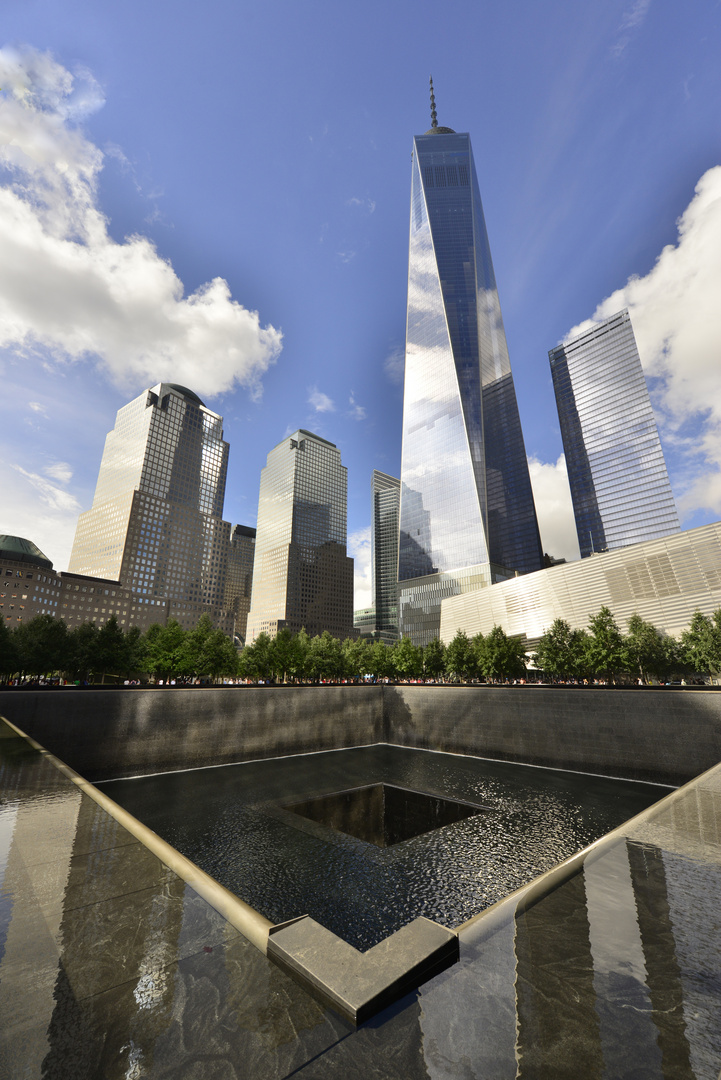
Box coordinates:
[398,82,543,645]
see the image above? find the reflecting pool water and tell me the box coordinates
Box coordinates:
[101,746,669,951]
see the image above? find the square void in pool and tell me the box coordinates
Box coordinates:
[283,782,488,847]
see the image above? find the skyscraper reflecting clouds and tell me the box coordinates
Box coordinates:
[398,84,542,645]
[550,309,680,559]
[246,430,354,641]
[371,471,400,643]
[69,383,235,630]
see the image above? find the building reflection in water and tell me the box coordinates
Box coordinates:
[420,828,721,1079]
[2,718,721,1078]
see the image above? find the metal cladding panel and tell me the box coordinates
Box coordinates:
[440,522,721,645]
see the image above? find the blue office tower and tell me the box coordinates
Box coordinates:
[398,82,543,645]
[550,309,680,559]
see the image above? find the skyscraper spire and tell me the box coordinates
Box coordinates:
[429,75,438,130]
[399,106,543,644]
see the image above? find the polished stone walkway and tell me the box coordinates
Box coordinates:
[1,717,721,1078]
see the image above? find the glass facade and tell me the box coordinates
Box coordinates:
[372,471,400,642]
[68,383,236,632]
[398,127,542,645]
[246,430,354,640]
[224,524,256,644]
[550,310,680,559]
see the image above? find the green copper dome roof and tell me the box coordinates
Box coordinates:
[0,535,53,570]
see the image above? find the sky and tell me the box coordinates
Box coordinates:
[1,0,720,611]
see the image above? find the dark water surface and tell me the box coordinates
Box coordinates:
[101,746,669,951]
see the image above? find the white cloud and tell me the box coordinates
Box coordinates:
[566,165,721,520]
[13,464,80,513]
[337,250,356,263]
[348,526,372,611]
[308,387,335,413]
[346,196,376,214]
[383,345,404,385]
[528,455,581,562]
[620,0,651,31]
[0,45,282,400]
[4,460,82,570]
[44,461,73,484]
[28,401,47,415]
[612,0,652,57]
[349,393,366,421]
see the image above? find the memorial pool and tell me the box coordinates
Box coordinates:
[102,744,669,950]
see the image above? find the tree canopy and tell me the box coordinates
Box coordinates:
[3,605,721,686]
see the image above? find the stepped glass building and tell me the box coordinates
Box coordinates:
[398,83,543,645]
[224,525,256,645]
[355,472,401,643]
[371,471,400,643]
[68,383,236,633]
[246,430,355,641]
[550,310,680,559]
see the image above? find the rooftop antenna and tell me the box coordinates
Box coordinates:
[429,75,438,130]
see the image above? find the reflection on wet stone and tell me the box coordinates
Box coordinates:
[4,716,721,1077]
[626,841,695,1080]
[284,783,488,847]
[515,871,603,1080]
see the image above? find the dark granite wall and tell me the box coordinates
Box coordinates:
[0,686,384,782]
[2,685,721,784]
[386,686,721,784]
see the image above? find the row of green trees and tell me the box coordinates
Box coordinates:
[237,628,450,682]
[3,606,721,685]
[0,614,237,682]
[532,608,721,683]
[0,614,525,684]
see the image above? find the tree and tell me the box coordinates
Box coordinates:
[585,607,629,683]
[68,621,100,681]
[95,615,128,682]
[445,630,473,681]
[626,614,670,683]
[307,631,345,682]
[198,629,239,681]
[660,635,691,682]
[534,619,570,679]
[469,632,486,680]
[238,632,275,682]
[479,625,527,682]
[121,626,145,677]
[533,619,589,681]
[142,620,187,681]
[680,610,721,676]
[292,628,311,681]
[14,615,70,677]
[343,636,373,679]
[391,636,423,679]
[423,637,446,679]
[271,627,302,683]
[0,620,20,681]
[367,639,393,679]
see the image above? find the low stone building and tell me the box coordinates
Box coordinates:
[0,534,234,635]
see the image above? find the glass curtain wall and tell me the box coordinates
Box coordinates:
[398,127,542,645]
[550,311,680,559]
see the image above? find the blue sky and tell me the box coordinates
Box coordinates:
[1,0,720,608]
